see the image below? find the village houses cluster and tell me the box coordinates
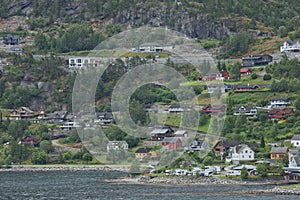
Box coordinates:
[3,35,300,180]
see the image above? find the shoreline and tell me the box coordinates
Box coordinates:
[2,166,300,195]
[107,176,300,195]
[0,164,131,172]
[106,175,286,186]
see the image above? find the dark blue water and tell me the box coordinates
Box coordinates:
[0,171,298,200]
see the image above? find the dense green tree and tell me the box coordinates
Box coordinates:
[31,150,48,164]
[202,156,213,166]
[35,32,49,50]
[39,140,53,153]
[251,73,257,79]
[82,153,93,164]
[257,162,268,177]
[241,167,249,179]
[260,135,265,148]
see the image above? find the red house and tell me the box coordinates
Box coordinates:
[240,68,251,76]
[268,108,294,120]
[20,135,39,146]
[202,105,226,114]
[162,137,182,151]
[205,70,230,81]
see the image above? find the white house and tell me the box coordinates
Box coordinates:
[95,112,114,125]
[280,41,300,53]
[68,57,114,68]
[207,84,232,94]
[60,121,80,130]
[132,43,173,52]
[234,105,258,116]
[168,104,184,113]
[288,150,300,168]
[291,135,300,148]
[226,144,255,163]
[107,141,128,152]
[268,97,291,109]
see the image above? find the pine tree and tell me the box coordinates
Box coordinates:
[260,135,265,148]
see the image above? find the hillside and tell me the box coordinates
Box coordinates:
[1,0,300,39]
[1,0,300,169]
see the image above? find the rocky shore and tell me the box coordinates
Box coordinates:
[109,175,247,185]
[245,187,300,195]
[0,165,131,172]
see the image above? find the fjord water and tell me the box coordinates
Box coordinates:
[0,171,297,200]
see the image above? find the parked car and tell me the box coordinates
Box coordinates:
[226,170,241,176]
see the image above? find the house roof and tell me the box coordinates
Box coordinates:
[240,68,251,73]
[135,147,153,153]
[235,144,251,153]
[284,41,299,46]
[162,137,181,143]
[202,104,226,110]
[97,112,113,119]
[174,130,187,136]
[268,108,294,115]
[294,156,300,166]
[292,135,300,141]
[107,141,128,146]
[169,104,181,109]
[271,97,290,101]
[270,147,288,154]
[186,140,206,148]
[214,140,239,149]
[233,165,256,170]
[151,128,169,134]
[139,42,161,47]
[236,84,259,90]
[234,105,256,112]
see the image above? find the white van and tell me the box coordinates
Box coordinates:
[226,170,241,176]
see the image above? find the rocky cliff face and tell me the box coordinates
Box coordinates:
[3,0,240,39]
[114,7,237,39]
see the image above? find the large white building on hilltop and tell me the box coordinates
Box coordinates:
[132,43,173,52]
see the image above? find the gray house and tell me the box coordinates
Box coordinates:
[3,35,20,45]
[234,105,258,116]
[184,139,210,152]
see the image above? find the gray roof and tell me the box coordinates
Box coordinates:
[107,141,128,146]
[294,155,300,166]
[270,147,288,154]
[174,130,187,136]
[235,144,251,153]
[292,134,300,140]
[135,147,153,153]
[234,105,256,112]
[151,128,169,134]
[139,42,161,47]
[162,137,181,143]
[285,41,298,46]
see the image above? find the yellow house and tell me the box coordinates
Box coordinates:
[135,147,157,160]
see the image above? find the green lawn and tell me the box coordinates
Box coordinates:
[164,113,210,132]
[230,91,290,106]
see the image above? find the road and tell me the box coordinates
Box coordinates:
[51,139,81,153]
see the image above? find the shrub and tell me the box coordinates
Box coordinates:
[263,74,272,80]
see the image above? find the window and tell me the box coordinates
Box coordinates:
[249,155,251,158]
[245,150,248,153]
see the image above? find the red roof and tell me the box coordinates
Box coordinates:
[240,68,251,73]
[268,108,294,119]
